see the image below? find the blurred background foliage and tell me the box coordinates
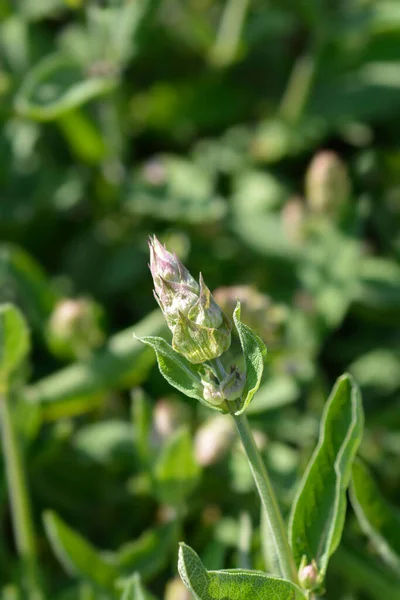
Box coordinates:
[1,0,400,598]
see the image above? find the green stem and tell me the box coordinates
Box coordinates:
[210,0,250,67]
[238,511,252,570]
[0,388,43,600]
[230,405,298,583]
[278,54,316,123]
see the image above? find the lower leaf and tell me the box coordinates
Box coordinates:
[178,543,306,600]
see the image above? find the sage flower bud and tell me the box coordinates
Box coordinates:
[149,235,199,326]
[195,415,235,466]
[305,151,351,216]
[47,298,104,360]
[298,557,319,591]
[149,236,231,364]
[200,365,245,406]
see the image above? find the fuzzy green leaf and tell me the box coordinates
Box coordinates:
[289,374,364,577]
[233,302,267,415]
[153,426,201,506]
[178,543,305,600]
[43,510,119,594]
[350,458,400,574]
[137,335,225,412]
[136,335,204,400]
[0,304,30,384]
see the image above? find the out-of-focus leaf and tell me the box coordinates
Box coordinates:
[0,245,57,331]
[246,375,299,414]
[252,118,325,164]
[28,310,166,420]
[178,543,306,600]
[350,459,400,573]
[353,257,400,323]
[0,304,30,384]
[15,54,117,121]
[43,510,119,594]
[153,426,201,506]
[331,544,400,600]
[117,522,178,582]
[72,420,134,467]
[289,374,364,577]
[299,221,360,330]
[119,574,158,600]
[57,110,106,164]
[125,156,226,224]
[233,302,267,415]
[349,349,400,396]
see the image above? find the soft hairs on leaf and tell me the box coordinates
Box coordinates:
[350,458,400,574]
[136,335,226,411]
[289,373,364,577]
[233,301,267,415]
[136,335,203,399]
[178,543,306,600]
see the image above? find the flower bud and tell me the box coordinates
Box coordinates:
[149,236,232,364]
[195,415,235,466]
[47,298,104,360]
[200,365,245,407]
[305,151,351,216]
[221,366,245,401]
[152,398,191,442]
[298,557,319,591]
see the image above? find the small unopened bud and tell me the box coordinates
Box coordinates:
[298,557,319,591]
[305,151,351,216]
[47,298,104,359]
[281,196,306,243]
[200,365,245,406]
[149,236,232,364]
[195,415,235,466]
[221,366,246,401]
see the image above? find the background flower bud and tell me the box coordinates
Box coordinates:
[46,298,104,360]
[305,150,351,216]
[195,415,235,466]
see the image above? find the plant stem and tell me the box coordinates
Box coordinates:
[278,53,316,123]
[0,387,43,600]
[210,0,250,67]
[230,404,298,583]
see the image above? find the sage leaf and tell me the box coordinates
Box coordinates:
[233,302,267,415]
[289,373,364,577]
[350,458,400,574]
[43,510,119,594]
[153,426,201,506]
[136,335,205,402]
[15,54,116,121]
[178,543,306,600]
[0,304,30,384]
